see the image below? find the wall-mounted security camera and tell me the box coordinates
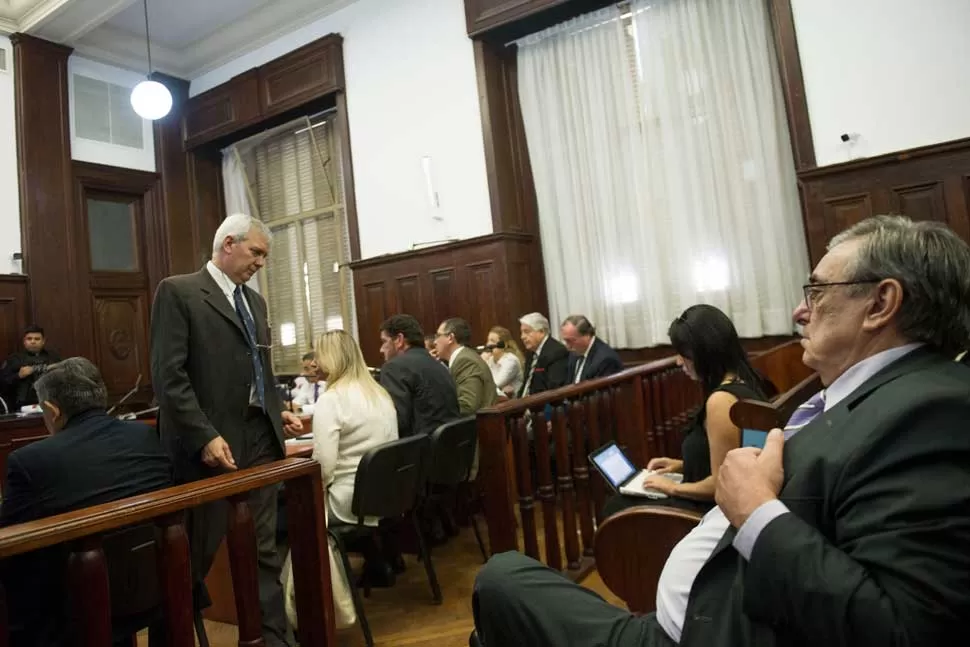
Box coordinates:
[840,133,850,143]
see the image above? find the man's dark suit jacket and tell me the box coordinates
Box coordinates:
[565,337,624,383]
[518,336,569,397]
[380,347,459,437]
[0,409,173,647]
[680,348,970,647]
[150,267,287,480]
[1,347,62,408]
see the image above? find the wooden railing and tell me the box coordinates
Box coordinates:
[0,458,335,647]
[476,339,810,578]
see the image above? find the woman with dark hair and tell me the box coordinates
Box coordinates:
[603,304,770,515]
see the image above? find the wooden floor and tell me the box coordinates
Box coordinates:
[139,525,623,647]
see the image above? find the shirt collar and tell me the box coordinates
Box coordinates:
[583,337,597,360]
[534,334,549,357]
[448,345,466,368]
[822,342,924,411]
[206,260,239,296]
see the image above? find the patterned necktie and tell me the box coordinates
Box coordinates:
[522,357,537,396]
[573,356,587,384]
[313,382,319,402]
[783,391,825,439]
[233,285,265,409]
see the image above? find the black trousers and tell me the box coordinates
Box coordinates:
[186,410,293,647]
[472,551,675,647]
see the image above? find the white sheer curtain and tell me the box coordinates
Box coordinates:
[517,0,809,347]
[221,145,261,292]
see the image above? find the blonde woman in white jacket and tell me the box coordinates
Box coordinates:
[311,329,398,526]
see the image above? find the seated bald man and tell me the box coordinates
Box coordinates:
[472,215,970,647]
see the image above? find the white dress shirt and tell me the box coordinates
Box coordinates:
[655,343,923,642]
[448,345,467,367]
[292,379,326,414]
[573,336,596,383]
[311,383,399,525]
[521,335,549,397]
[486,352,523,395]
[207,260,258,405]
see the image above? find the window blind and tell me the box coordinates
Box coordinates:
[243,114,355,374]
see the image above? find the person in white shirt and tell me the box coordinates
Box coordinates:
[480,326,524,397]
[311,330,398,527]
[291,352,325,414]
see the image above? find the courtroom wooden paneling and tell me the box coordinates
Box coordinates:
[767,0,815,170]
[0,276,29,362]
[73,163,163,401]
[187,150,227,267]
[182,70,262,151]
[798,137,970,263]
[11,34,78,356]
[350,233,547,366]
[153,74,201,276]
[182,34,344,151]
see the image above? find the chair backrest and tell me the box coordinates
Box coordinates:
[351,435,430,521]
[102,523,162,631]
[730,372,822,432]
[593,506,703,614]
[427,417,477,486]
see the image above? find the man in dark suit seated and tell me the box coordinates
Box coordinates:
[471,215,970,647]
[517,312,569,398]
[379,314,460,437]
[0,357,173,647]
[0,325,61,411]
[560,315,624,384]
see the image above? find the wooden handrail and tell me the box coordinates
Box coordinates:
[0,458,318,559]
[478,356,680,417]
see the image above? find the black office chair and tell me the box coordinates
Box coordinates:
[102,522,209,647]
[329,435,440,647]
[426,417,487,562]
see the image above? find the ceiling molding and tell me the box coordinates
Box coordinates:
[17,0,75,32]
[0,18,19,34]
[61,0,134,42]
[72,23,187,76]
[180,0,356,79]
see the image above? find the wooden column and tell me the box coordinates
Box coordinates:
[478,413,519,555]
[156,513,196,647]
[152,74,198,276]
[226,494,265,647]
[67,536,112,647]
[11,34,77,352]
[285,470,337,647]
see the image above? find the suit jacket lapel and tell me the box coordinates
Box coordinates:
[198,268,247,339]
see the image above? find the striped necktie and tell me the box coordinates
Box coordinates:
[783,391,825,439]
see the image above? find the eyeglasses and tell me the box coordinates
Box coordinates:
[801,280,880,310]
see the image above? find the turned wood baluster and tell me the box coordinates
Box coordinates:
[226,493,265,647]
[68,535,112,647]
[568,401,594,556]
[533,409,562,571]
[586,394,607,525]
[285,471,336,647]
[155,512,195,647]
[513,415,539,560]
[479,413,518,554]
[553,405,580,571]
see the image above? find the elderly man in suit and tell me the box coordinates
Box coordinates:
[560,315,623,383]
[0,358,173,647]
[471,215,970,647]
[151,214,304,647]
[434,318,498,415]
[518,312,569,398]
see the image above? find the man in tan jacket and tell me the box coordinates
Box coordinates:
[434,317,498,415]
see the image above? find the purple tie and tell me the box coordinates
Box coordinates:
[783,391,825,439]
[313,382,319,402]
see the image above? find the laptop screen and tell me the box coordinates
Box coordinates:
[590,443,637,489]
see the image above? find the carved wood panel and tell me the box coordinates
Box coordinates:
[799,138,970,263]
[182,71,262,150]
[350,233,546,365]
[0,276,29,364]
[259,36,343,116]
[91,293,150,396]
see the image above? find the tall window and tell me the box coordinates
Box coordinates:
[230,113,355,373]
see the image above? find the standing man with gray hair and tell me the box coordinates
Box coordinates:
[0,358,172,647]
[151,213,303,646]
[473,216,970,647]
[518,312,569,398]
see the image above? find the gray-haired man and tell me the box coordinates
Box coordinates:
[0,358,172,647]
[474,216,970,647]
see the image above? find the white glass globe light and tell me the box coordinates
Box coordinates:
[130,79,173,120]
